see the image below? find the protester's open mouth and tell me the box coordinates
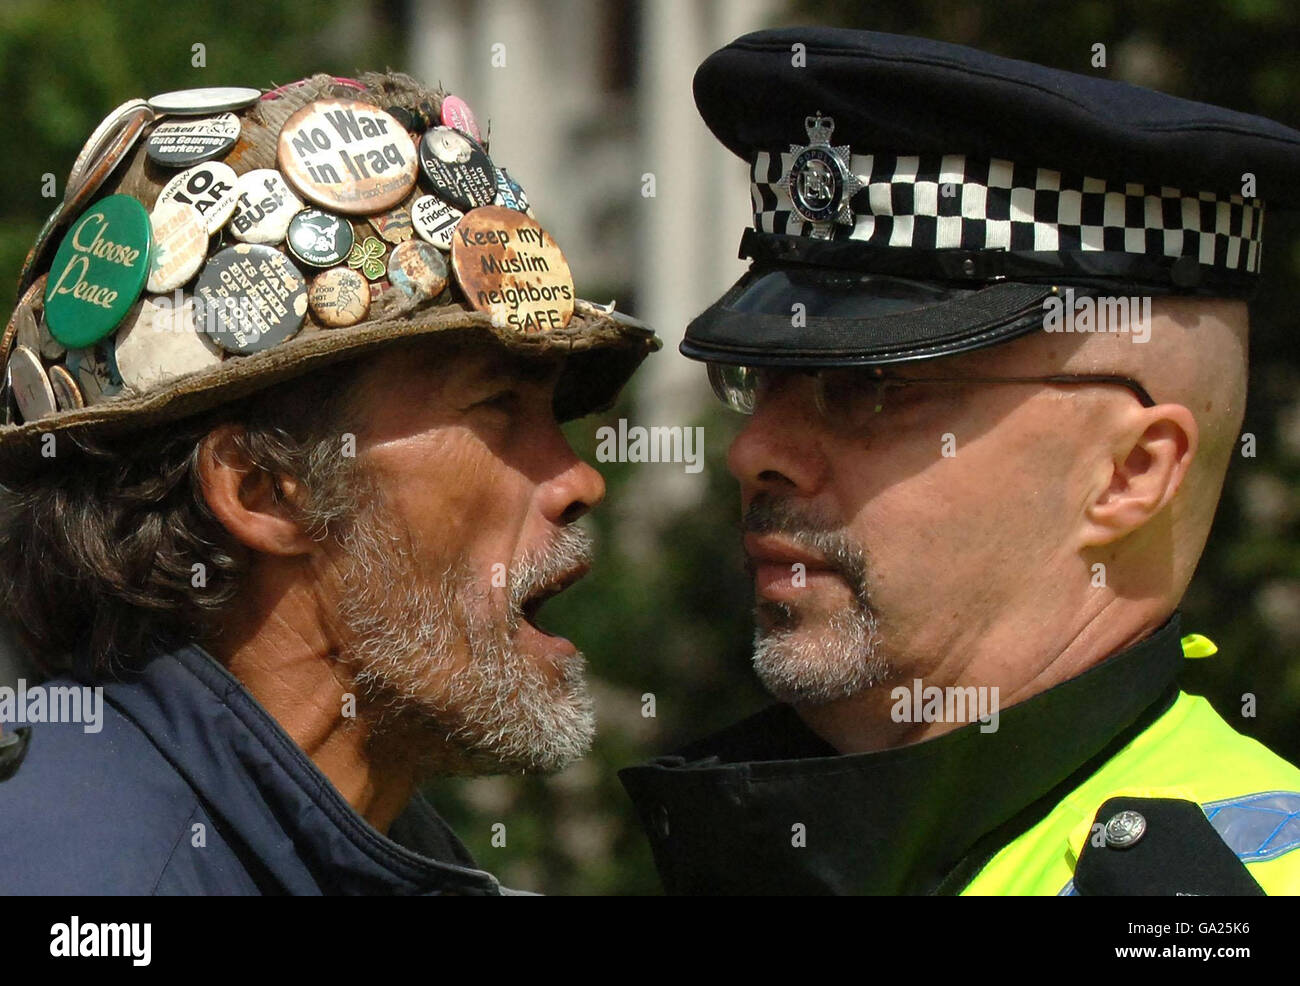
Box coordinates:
[520,563,591,638]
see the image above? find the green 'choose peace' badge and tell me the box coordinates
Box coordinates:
[44,194,152,348]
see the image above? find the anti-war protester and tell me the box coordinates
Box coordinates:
[0,71,657,894]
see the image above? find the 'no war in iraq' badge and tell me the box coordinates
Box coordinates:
[277,100,418,215]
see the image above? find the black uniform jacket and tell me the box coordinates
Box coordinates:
[620,617,1188,895]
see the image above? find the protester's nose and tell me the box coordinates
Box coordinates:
[538,429,606,526]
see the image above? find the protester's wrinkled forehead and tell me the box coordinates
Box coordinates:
[329,332,567,438]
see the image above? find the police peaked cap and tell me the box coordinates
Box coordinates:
[683,27,1300,367]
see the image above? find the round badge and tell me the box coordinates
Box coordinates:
[370,204,413,244]
[47,365,85,411]
[65,100,156,212]
[146,112,241,167]
[450,205,574,332]
[308,267,371,328]
[387,240,448,301]
[17,204,66,296]
[439,95,482,142]
[17,309,65,363]
[286,208,355,268]
[493,167,530,212]
[277,99,418,215]
[156,162,240,234]
[229,169,304,245]
[3,275,47,361]
[410,195,463,251]
[147,202,209,293]
[1,302,29,362]
[193,244,308,354]
[8,346,58,422]
[148,87,262,115]
[45,194,152,349]
[0,368,13,427]
[115,295,223,390]
[418,127,496,211]
[347,236,387,281]
[65,343,123,404]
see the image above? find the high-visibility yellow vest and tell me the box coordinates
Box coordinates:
[962,675,1300,895]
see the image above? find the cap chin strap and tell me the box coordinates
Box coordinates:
[739,228,1259,299]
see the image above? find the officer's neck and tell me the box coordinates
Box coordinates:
[793,596,1174,755]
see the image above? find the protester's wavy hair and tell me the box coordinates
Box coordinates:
[0,362,365,681]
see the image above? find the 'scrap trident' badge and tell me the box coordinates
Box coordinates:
[450,205,574,332]
[277,99,418,215]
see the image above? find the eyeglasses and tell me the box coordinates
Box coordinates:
[707,363,1156,434]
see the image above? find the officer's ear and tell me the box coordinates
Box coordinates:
[197,423,315,557]
[1079,402,1198,546]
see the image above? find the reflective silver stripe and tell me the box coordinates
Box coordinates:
[1204,790,1300,862]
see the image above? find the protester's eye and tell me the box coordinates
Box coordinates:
[468,389,520,414]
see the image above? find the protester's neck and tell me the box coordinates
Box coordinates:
[203,575,419,835]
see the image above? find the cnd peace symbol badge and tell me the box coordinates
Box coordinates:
[777,113,862,236]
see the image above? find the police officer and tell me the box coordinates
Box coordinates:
[620,28,1300,895]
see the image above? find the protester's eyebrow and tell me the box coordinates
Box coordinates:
[474,353,562,384]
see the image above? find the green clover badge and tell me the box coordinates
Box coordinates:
[347,236,387,281]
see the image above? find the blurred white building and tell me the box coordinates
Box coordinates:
[409,0,784,418]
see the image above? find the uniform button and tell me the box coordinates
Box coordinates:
[652,804,670,839]
[1104,809,1147,848]
[961,258,977,276]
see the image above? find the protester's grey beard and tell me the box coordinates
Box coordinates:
[331,486,595,776]
[744,496,891,704]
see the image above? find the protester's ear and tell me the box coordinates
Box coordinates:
[197,424,315,556]
[1080,403,1198,547]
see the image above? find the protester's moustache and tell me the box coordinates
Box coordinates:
[506,526,595,633]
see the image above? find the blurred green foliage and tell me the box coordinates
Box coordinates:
[3,0,1299,895]
[0,0,405,316]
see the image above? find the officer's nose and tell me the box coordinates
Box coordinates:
[726,374,829,498]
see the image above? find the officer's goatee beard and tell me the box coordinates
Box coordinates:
[745,496,892,705]
[329,482,596,777]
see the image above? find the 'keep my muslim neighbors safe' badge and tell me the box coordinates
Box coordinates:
[44,194,151,349]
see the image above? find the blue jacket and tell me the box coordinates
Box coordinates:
[0,643,505,895]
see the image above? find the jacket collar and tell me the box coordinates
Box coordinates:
[620,614,1185,895]
[100,642,502,895]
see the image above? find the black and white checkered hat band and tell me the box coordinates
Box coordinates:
[752,151,1264,274]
